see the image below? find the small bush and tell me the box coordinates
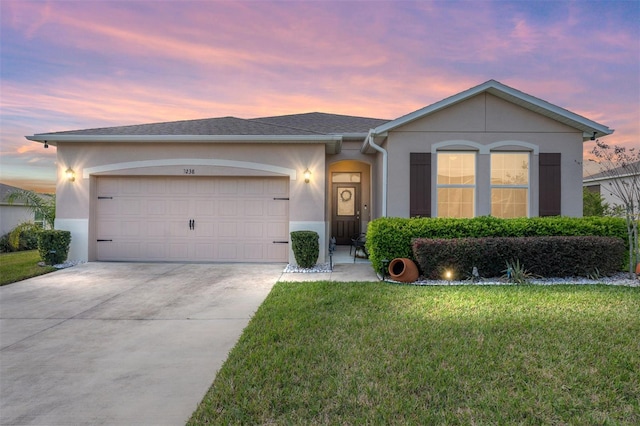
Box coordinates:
[290,230,319,268]
[37,230,71,265]
[412,236,625,279]
[0,223,40,253]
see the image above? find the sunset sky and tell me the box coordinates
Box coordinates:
[1,0,638,193]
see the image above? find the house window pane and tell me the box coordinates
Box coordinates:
[491,153,529,185]
[437,152,476,218]
[438,153,475,185]
[491,188,528,218]
[332,173,360,183]
[491,153,529,218]
[438,188,475,218]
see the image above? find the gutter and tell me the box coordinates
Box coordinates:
[365,130,388,217]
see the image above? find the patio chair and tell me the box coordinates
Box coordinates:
[350,233,368,263]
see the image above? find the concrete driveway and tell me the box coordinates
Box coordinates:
[0,262,283,425]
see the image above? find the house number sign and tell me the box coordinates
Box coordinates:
[183,168,195,175]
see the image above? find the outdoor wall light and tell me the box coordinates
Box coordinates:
[43,141,49,149]
[303,168,312,183]
[65,167,75,182]
[444,270,453,280]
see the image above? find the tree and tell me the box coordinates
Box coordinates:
[582,188,610,217]
[6,189,55,229]
[588,140,640,278]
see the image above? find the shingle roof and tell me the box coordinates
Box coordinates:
[0,183,51,205]
[584,160,640,181]
[36,112,390,137]
[254,112,390,134]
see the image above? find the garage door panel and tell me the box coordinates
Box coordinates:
[217,243,239,260]
[216,222,236,238]
[146,199,167,215]
[267,244,289,260]
[243,222,264,237]
[120,200,141,215]
[267,222,288,238]
[219,180,238,194]
[244,200,264,215]
[146,242,166,259]
[146,220,165,237]
[195,221,215,237]
[121,221,141,237]
[96,176,289,262]
[147,179,167,194]
[97,220,120,238]
[168,242,189,260]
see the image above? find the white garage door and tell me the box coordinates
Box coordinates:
[95,176,289,262]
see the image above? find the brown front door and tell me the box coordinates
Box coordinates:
[332,182,360,245]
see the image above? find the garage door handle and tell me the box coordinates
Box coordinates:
[189,219,195,230]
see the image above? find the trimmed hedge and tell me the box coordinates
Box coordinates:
[366,216,627,273]
[290,230,319,268]
[37,230,71,265]
[413,236,625,279]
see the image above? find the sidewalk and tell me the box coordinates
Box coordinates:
[279,246,379,282]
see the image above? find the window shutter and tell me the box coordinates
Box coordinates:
[539,153,561,216]
[410,153,431,217]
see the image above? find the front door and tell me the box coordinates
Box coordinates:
[332,182,361,245]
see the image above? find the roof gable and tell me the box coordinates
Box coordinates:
[370,80,613,140]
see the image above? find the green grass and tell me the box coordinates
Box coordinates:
[0,250,56,286]
[189,282,640,425]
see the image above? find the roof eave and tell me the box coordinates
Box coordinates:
[26,134,343,153]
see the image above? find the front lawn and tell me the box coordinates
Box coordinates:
[0,250,56,286]
[189,282,639,425]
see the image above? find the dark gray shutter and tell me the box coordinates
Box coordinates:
[410,153,431,217]
[539,153,561,216]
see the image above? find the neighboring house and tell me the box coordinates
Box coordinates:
[583,160,640,210]
[26,80,613,264]
[0,183,42,236]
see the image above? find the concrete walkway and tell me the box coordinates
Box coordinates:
[278,263,379,282]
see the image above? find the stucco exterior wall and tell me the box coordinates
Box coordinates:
[55,142,326,262]
[385,93,584,218]
[584,174,639,210]
[0,205,34,236]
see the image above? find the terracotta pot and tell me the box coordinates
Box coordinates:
[636,262,640,275]
[388,258,419,283]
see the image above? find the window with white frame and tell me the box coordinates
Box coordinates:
[437,152,476,218]
[491,152,529,218]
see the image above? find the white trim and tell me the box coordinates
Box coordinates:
[486,140,539,154]
[27,134,341,143]
[83,159,298,180]
[365,132,388,216]
[584,171,640,184]
[432,140,484,153]
[432,140,539,154]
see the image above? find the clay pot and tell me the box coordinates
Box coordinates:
[388,258,419,283]
[636,262,640,275]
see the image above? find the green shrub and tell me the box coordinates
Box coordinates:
[412,236,625,279]
[366,216,627,273]
[37,230,71,265]
[290,230,319,268]
[0,223,40,253]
